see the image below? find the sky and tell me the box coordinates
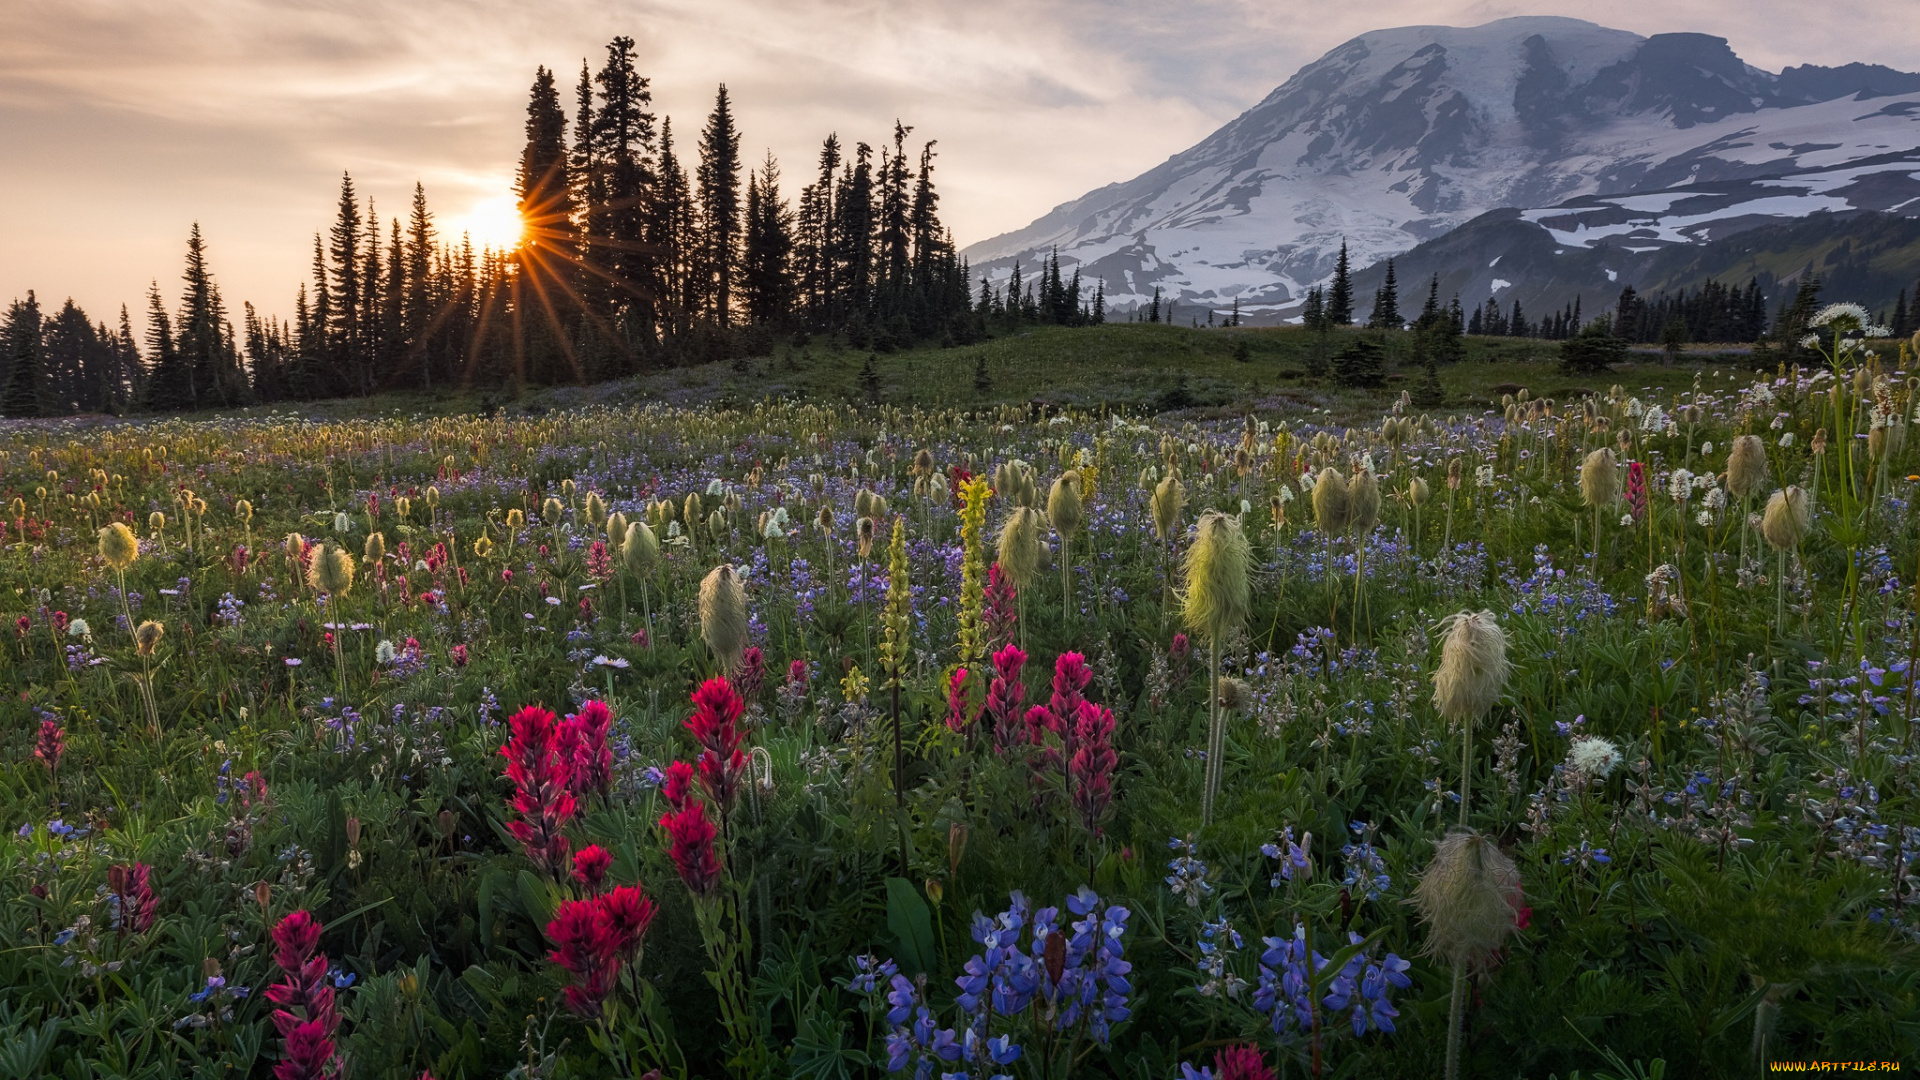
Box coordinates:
[1,0,1912,325]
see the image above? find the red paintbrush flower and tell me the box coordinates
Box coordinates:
[499,706,577,877]
[109,861,157,933]
[944,666,976,733]
[33,718,63,777]
[547,898,621,1018]
[686,678,747,812]
[738,646,767,699]
[599,883,657,961]
[565,700,615,798]
[1025,651,1091,786]
[1212,1044,1276,1080]
[661,800,721,898]
[1068,702,1118,837]
[987,644,1028,754]
[572,844,612,893]
[266,910,338,1080]
[661,759,695,810]
[983,563,1017,652]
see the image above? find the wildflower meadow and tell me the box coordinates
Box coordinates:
[4,305,1920,1078]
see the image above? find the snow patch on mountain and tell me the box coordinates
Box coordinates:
[960,16,1920,322]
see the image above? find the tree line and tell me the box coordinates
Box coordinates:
[0,36,1006,417]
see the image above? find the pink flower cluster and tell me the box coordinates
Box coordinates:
[1023,652,1118,835]
[266,911,339,1080]
[983,563,1017,652]
[108,861,156,933]
[986,644,1028,754]
[499,700,617,877]
[657,677,751,900]
[34,718,63,777]
[547,883,657,1018]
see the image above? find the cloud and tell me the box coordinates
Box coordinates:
[1,0,1908,322]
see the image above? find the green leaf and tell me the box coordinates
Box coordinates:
[884,877,937,978]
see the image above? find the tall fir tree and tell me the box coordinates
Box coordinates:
[590,36,655,353]
[696,85,743,328]
[1368,257,1400,329]
[741,151,795,326]
[1327,241,1354,326]
[1,292,46,418]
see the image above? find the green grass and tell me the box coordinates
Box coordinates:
[242,323,1756,427]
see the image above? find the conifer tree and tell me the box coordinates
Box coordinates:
[1369,257,1401,329]
[696,84,742,327]
[1327,241,1354,326]
[741,152,795,326]
[177,223,244,408]
[404,183,437,389]
[327,174,363,393]
[591,37,656,347]
[1,291,46,418]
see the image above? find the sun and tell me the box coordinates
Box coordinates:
[454,193,526,251]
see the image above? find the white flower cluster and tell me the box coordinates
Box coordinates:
[1668,468,1693,503]
[1567,735,1622,779]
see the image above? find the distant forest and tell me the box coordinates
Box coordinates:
[0,36,1111,418]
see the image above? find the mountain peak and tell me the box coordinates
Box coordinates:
[960,19,1920,322]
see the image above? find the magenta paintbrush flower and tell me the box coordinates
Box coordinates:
[499,705,577,877]
[266,910,338,1080]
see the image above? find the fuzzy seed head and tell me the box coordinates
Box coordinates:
[605,511,628,548]
[1311,468,1350,535]
[134,620,165,657]
[236,499,253,523]
[1047,471,1084,539]
[99,522,139,571]
[307,543,356,596]
[1181,512,1251,644]
[1216,676,1252,715]
[284,532,304,560]
[624,521,659,573]
[1432,610,1510,724]
[1408,476,1431,507]
[1347,469,1381,534]
[698,564,749,673]
[506,508,524,529]
[1151,473,1185,541]
[149,511,166,533]
[1761,486,1811,551]
[363,531,386,563]
[584,491,606,525]
[1579,448,1619,507]
[1726,435,1770,499]
[543,497,565,523]
[1411,827,1523,974]
[996,506,1047,591]
[857,516,876,557]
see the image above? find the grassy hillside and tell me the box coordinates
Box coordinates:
[245,324,1748,428]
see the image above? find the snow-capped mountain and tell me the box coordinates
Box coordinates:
[961,16,1920,321]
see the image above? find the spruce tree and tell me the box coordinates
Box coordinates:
[696,84,742,327]
[1091,279,1105,324]
[1327,241,1354,326]
[405,183,437,388]
[1369,257,1401,329]
[1,292,46,418]
[1332,338,1385,388]
[328,174,363,394]
[741,152,795,325]
[592,36,656,344]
